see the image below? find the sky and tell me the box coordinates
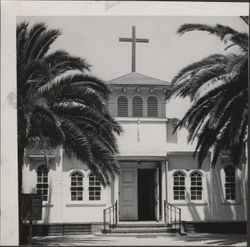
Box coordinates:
[17,16,248,118]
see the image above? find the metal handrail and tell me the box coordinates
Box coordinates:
[103,201,118,233]
[164,200,182,233]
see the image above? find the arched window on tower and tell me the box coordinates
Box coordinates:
[117,96,128,117]
[173,171,186,200]
[70,171,84,201]
[147,96,158,117]
[190,171,203,200]
[224,166,236,200]
[132,96,143,117]
[37,165,49,201]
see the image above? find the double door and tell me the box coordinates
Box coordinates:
[119,165,160,221]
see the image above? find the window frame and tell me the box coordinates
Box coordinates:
[88,173,102,201]
[190,171,203,201]
[224,165,236,202]
[36,165,49,202]
[70,171,84,201]
[173,170,186,201]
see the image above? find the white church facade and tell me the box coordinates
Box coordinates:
[22,71,247,235]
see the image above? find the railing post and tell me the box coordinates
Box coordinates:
[170,205,172,225]
[112,206,114,228]
[175,208,177,232]
[168,204,170,224]
[164,202,182,233]
[163,201,166,223]
[115,201,118,225]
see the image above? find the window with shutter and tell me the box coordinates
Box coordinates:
[132,96,143,117]
[147,96,158,117]
[117,96,128,117]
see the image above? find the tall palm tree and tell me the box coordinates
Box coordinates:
[17,22,122,242]
[167,17,248,168]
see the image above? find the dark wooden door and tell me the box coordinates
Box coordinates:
[138,169,155,221]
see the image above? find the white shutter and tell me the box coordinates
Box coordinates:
[147,96,158,117]
[118,96,128,117]
[132,96,143,117]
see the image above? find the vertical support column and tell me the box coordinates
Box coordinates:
[113,171,119,223]
[155,167,160,221]
[209,166,215,221]
[161,161,167,222]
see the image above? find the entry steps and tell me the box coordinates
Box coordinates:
[102,221,177,234]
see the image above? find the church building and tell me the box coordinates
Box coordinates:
[22,26,247,236]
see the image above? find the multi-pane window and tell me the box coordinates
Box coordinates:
[132,96,143,117]
[190,172,202,200]
[173,171,185,200]
[117,96,128,117]
[225,166,236,200]
[70,171,84,201]
[37,165,49,201]
[89,173,101,201]
[147,96,158,117]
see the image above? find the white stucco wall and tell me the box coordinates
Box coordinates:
[167,154,247,222]
[116,117,197,156]
[22,119,247,224]
[22,150,112,224]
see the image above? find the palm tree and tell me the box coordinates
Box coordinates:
[17,22,122,243]
[167,17,248,168]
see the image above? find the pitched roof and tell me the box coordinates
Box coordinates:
[108,72,170,86]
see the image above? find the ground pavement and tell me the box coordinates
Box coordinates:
[31,233,247,246]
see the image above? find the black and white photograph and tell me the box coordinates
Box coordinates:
[1,1,249,246]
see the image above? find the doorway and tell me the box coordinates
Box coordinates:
[138,169,155,221]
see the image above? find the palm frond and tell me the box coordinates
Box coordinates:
[45,50,90,76]
[178,23,248,51]
[240,16,249,25]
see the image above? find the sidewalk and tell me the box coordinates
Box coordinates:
[31,233,247,246]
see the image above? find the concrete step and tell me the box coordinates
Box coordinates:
[105,227,176,234]
[116,223,170,228]
[96,232,178,237]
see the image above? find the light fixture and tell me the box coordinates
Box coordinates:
[137,161,142,168]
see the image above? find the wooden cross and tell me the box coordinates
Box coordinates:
[119,26,149,72]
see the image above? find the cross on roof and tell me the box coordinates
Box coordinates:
[119,26,149,72]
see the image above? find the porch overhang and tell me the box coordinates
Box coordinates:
[166,151,211,157]
[116,155,167,161]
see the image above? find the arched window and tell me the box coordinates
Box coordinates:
[89,173,101,201]
[147,96,158,117]
[132,96,143,117]
[224,166,236,200]
[173,171,185,200]
[70,171,84,201]
[117,96,128,117]
[190,171,203,200]
[37,165,49,201]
